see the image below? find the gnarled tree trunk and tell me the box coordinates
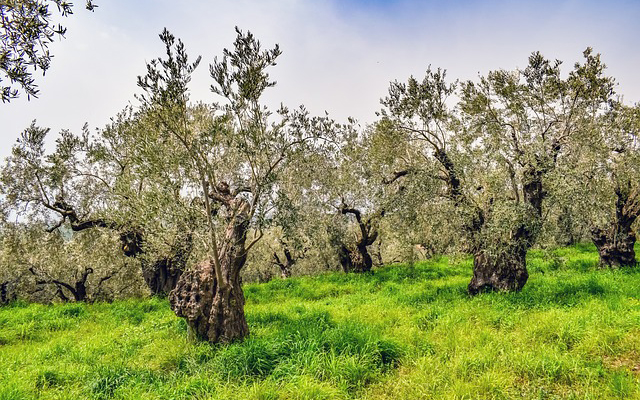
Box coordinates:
[592,184,639,268]
[468,245,529,295]
[142,259,183,297]
[592,227,636,267]
[0,278,19,305]
[351,242,374,273]
[29,266,94,302]
[336,205,382,273]
[141,233,193,296]
[468,167,544,295]
[332,236,354,273]
[272,246,295,278]
[170,196,250,343]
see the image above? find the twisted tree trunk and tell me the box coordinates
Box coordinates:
[468,167,543,294]
[336,206,381,273]
[141,233,192,296]
[29,266,94,302]
[468,242,529,295]
[0,278,19,305]
[272,246,295,278]
[331,235,354,273]
[592,184,639,268]
[170,195,250,343]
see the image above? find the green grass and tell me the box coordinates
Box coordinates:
[1,244,640,399]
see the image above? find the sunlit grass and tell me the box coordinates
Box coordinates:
[1,244,639,399]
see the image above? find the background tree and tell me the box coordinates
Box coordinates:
[0,108,198,297]
[1,0,96,102]
[583,103,640,267]
[0,221,144,303]
[381,49,614,294]
[329,127,408,273]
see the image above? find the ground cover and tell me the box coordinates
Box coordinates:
[1,244,639,399]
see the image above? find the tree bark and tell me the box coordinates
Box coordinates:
[352,242,374,273]
[272,247,295,279]
[468,167,543,295]
[337,206,381,273]
[142,259,183,296]
[332,237,353,273]
[0,279,18,305]
[29,266,93,302]
[592,227,636,268]
[169,198,250,343]
[591,184,639,268]
[141,233,192,296]
[468,245,529,294]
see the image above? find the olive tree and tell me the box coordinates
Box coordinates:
[321,126,410,273]
[381,49,614,294]
[0,110,197,297]
[137,28,338,343]
[585,103,640,267]
[0,221,144,303]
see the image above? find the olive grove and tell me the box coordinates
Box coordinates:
[0,25,638,345]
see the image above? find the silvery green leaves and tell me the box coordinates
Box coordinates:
[0,0,96,102]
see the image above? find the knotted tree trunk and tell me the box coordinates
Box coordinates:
[29,266,95,302]
[468,167,544,294]
[170,189,250,343]
[330,235,355,273]
[592,184,639,268]
[335,206,382,273]
[272,246,295,279]
[0,278,19,305]
[468,241,529,295]
[140,233,193,296]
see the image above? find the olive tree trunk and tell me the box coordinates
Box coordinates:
[29,266,94,302]
[170,199,250,343]
[592,227,636,268]
[591,185,639,268]
[468,167,544,294]
[141,233,192,296]
[336,206,381,273]
[141,260,184,297]
[0,278,19,305]
[272,247,295,279]
[468,246,529,295]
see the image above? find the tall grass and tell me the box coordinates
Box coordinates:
[1,244,639,399]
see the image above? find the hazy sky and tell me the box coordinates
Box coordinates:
[1,0,639,160]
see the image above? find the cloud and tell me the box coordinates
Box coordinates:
[1,0,638,159]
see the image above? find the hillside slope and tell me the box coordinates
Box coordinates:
[1,244,640,399]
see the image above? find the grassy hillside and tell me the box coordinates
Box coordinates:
[1,244,640,399]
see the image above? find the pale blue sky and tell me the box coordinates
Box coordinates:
[1,0,639,159]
